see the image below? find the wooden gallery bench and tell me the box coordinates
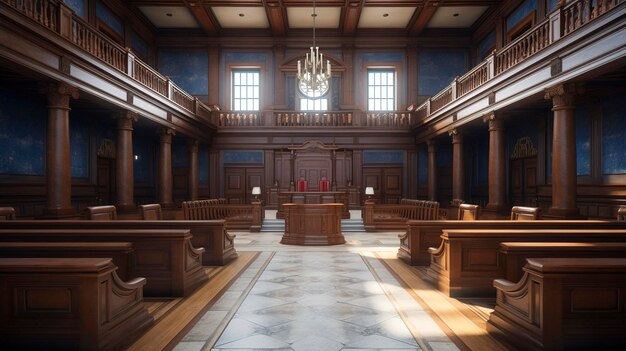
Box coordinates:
[487,258,626,350]
[399,220,626,266]
[362,199,440,231]
[426,228,626,297]
[0,242,133,280]
[0,229,208,297]
[500,241,626,282]
[0,257,153,350]
[0,220,236,266]
[182,199,264,232]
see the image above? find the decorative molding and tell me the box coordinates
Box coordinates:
[97,138,116,159]
[550,57,562,76]
[511,137,537,159]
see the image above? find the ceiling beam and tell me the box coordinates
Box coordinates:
[342,0,363,36]
[406,0,441,36]
[265,0,288,36]
[184,0,220,36]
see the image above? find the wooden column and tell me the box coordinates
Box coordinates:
[484,112,507,212]
[43,83,79,217]
[188,140,199,200]
[545,84,580,218]
[407,45,418,108]
[208,45,220,105]
[273,44,287,109]
[289,150,295,191]
[427,140,437,201]
[341,45,354,109]
[331,150,337,190]
[450,129,465,202]
[114,111,137,212]
[209,149,220,198]
[157,128,175,208]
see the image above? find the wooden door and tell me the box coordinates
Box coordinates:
[224,167,264,204]
[510,157,537,206]
[97,157,115,205]
[363,167,402,204]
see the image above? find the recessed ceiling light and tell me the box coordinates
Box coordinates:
[383,13,389,17]
[453,13,460,17]
[166,13,173,17]
[239,13,245,17]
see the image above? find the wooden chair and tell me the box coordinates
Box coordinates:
[510,206,541,220]
[458,204,480,220]
[618,206,626,221]
[0,207,16,220]
[85,205,117,220]
[138,204,162,220]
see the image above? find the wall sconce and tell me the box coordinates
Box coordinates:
[251,186,261,201]
[365,187,374,200]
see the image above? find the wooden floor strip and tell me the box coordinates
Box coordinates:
[375,251,507,351]
[128,252,259,351]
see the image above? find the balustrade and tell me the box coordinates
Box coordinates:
[430,87,453,113]
[133,60,168,96]
[366,112,411,127]
[219,113,261,127]
[1,0,58,31]
[274,112,353,127]
[495,18,550,75]
[71,16,127,72]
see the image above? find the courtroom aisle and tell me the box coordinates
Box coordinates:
[173,232,459,351]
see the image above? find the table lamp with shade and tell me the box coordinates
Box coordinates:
[365,187,374,201]
[251,186,261,201]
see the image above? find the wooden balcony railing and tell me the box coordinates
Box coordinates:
[366,112,412,127]
[219,112,261,127]
[1,0,214,125]
[412,0,624,125]
[275,111,353,127]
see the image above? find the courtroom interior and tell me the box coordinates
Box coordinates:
[1,0,625,350]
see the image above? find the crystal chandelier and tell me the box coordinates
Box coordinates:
[297,0,331,98]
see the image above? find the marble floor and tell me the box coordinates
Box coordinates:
[174,212,459,351]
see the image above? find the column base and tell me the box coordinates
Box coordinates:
[548,206,582,219]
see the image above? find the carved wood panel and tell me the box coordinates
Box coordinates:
[511,157,537,206]
[224,167,264,204]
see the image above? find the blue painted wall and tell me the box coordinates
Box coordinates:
[418,50,467,96]
[199,145,208,185]
[133,132,154,184]
[548,0,559,12]
[131,30,150,59]
[418,145,428,185]
[474,134,489,183]
[0,90,46,175]
[363,150,404,164]
[158,51,209,96]
[575,105,591,176]
[602,91,626,175]
[436,142,452,168]
[65,0,86,18]
[222,150,263,164]
[172,142,189,168]
[70,115,89,178]
[507,0,537,30]
[477,31,496,61]
[96,0,123,36]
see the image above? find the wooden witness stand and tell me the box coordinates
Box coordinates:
[280,203,345,245]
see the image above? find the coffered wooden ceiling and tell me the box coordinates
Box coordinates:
[125,0,502,37]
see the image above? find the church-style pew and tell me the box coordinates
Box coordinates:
[0,219,236,266]
[362,199,440,231]
[0,257,153,350]
[0,229,208,297]
[426,228,626,297]
[0,242,133,280]
[182,199,264,232]
[487,258,626,350]
[398,220,626,266]
[500,242,626,282]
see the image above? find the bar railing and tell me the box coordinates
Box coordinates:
[71,15,127,72]
[218,112,261,127]
[495,17,550,75]
[274,111,354,127]
[411,0,623,125]
[133,58,168,96]
[1,0,214,125]
[366,112,412,127]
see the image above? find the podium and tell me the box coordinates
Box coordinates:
[277,191,349,219]
[280,203,345,245]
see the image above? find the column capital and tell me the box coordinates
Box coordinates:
[449,129,463,143]
[41,82,79,109]
[114,111,138,130]
[483,111,505,131]
[157,128,175,143]
[544,83,584,110]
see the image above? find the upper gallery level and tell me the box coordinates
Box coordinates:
[1,0,624,139]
